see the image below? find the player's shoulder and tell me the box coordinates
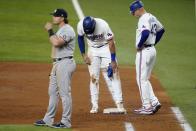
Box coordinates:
[77,19,85,34]
[95,18,108,25]
[59,24,75,35]
[95,18,110,30]
[95,18,105,22]
[140,13,151,20]
[145,13,158,20]
[77,19,83,27]
[67,24,75,33]
[61,24,72,31]
[139,13,155,23]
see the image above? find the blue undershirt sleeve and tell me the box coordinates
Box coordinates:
[155,28,165,45]
[78,35,85,54]
[137,30,150,48]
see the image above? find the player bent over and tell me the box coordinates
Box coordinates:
[77,16,126,114]
[130,1,165,115]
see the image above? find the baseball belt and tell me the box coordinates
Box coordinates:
[144,44,154,48]
[53,56,73,62]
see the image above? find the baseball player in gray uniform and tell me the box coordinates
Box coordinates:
[34,9,76,128]
[130,1,165,115]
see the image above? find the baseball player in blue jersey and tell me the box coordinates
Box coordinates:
[130,1,165,115]
[34,9,76,128]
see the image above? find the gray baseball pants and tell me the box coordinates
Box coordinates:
[43,58,76,127]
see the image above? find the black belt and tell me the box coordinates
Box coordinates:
[53,56,73,62]
[144,44,154,48]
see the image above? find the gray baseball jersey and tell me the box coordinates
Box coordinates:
[51,24,75,58]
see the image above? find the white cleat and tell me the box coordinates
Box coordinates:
[90,106,98,114]
[134,106,153,115]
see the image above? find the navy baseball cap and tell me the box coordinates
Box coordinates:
[50,9,68,18]
[130,0,144,14]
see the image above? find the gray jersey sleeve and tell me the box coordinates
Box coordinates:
[56,27,74,43]
[53,25,76,58]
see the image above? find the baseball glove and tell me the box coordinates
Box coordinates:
[107,64,113,78]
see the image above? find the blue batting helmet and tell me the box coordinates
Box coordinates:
[83,16,96,34]
[130,0,144,14]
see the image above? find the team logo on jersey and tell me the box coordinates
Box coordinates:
[142,25,146,28]
[86,34,104,41]
[107,33,112,37]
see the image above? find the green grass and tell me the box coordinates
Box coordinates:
[0,125,71,131]
[150,0,196,129]
[0,0,82,63]
[0,0,196,130]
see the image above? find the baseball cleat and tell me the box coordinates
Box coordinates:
[152,102,161,114]
[90,106,98,113]
[51,122,71,128]
[134,106,153,115]
[34,119,46,126]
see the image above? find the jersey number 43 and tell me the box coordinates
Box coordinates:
[151,23,157,35]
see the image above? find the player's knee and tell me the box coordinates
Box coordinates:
[91,77,97,84]
[140,79,148,85]
[48,90,58,96]
[140,77,148,82]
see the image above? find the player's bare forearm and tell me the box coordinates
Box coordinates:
[111,61,118,73]
[108,39,116,54]
[44,22,65,47]
[49,36,65,47]
[82,53,91,65]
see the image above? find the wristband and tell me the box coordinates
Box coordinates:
[111,53,116,61]
[48,29,54,37]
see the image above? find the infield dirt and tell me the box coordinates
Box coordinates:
[0,62,182,131]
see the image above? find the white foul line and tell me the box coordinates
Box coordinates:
[171,107,193,131]
[71,0,84,20]
[124,122,135,131]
